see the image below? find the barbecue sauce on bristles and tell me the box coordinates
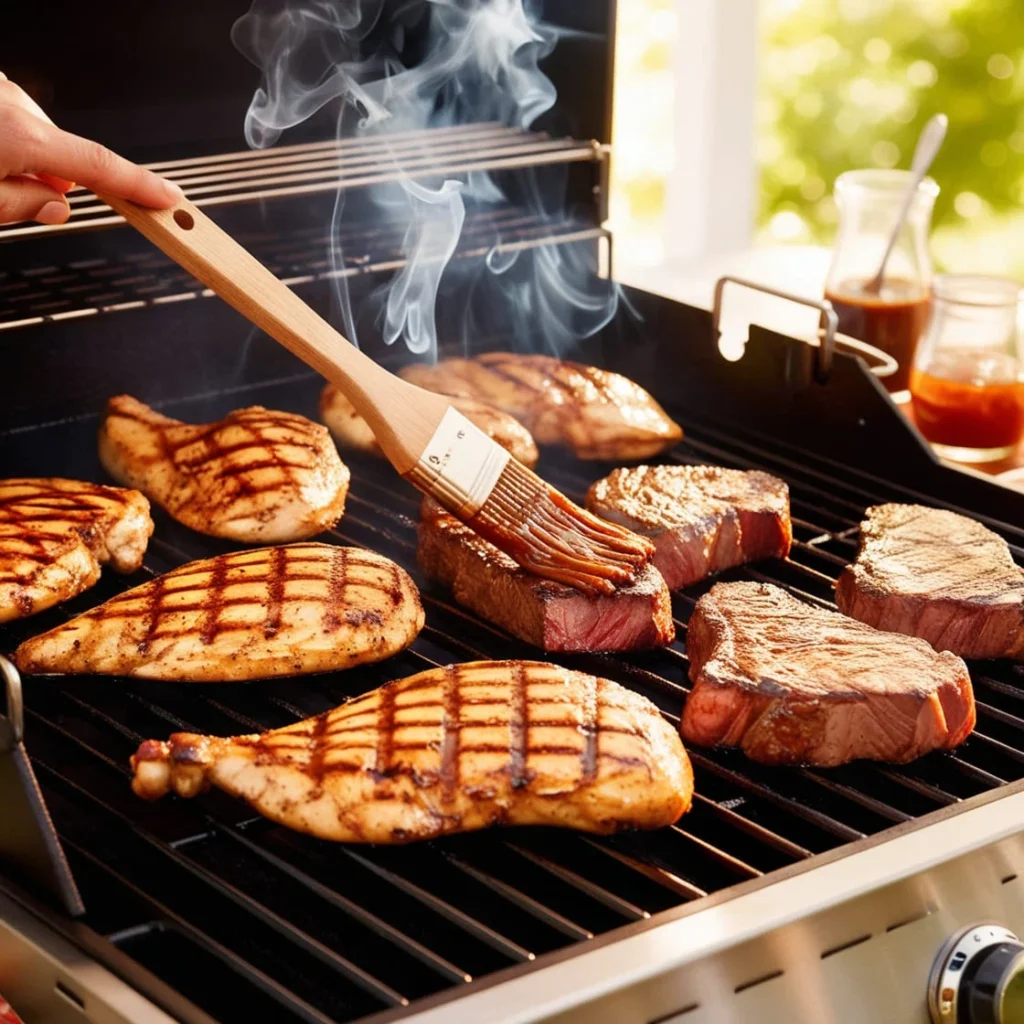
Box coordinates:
[467,457,655,596]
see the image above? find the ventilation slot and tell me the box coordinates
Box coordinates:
[734,970,783,994]
[55,981,86,1010]
[821,934,871,959]
[649,1003,699,1023]
[886,904,937,933]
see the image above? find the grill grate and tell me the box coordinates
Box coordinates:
[3,375,1024,1023]
[0,207,605,332]
[0,125,602,243]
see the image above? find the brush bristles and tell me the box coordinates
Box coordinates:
[468,459,655,595]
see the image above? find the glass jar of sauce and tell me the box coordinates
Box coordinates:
[910,275,1023,463]
[824,169,938,400]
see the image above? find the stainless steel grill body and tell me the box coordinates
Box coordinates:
[3,282,1024,1022]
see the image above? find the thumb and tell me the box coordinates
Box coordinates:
[0,175,70,225]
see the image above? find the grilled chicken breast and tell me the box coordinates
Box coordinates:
[99,395,350,543]
[320,384,539,468]
[836,504,1024,661]
[130,660,694,842]
[15,543,423,681]
[0,478,153,623]
[400,353,682,460]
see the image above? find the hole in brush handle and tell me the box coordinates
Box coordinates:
[173,209,194,230]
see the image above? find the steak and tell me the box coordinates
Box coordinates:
[835,504,1024,661]
[586,465,791,590]
[682,581,974,766]
[418,499,675,652]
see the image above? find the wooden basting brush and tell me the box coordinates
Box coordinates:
[99,193,654,594]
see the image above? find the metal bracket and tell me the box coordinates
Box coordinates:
[713,275,837,384]
[0,656,84,918]
[591,140,611,227]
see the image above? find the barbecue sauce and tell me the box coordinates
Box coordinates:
[825,278,932,394]
[910,349,1024,453]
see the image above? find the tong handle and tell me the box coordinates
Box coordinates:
[95,192,442,473]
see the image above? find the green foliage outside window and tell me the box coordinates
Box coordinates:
[759,0,1024,277]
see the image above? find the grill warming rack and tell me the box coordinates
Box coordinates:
[0,205,606,334]
[0,123,604,244]
[0,205,606,333]
[3,376,1024,1024]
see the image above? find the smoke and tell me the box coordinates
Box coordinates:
[232,0,619,359]
[384,178,465,354]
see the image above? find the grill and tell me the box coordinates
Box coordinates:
[6,3,1024,1021]
[4,330,1024,1022]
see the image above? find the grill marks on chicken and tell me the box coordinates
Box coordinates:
[0,478,153,623]
[682,582,975,766]
[130,660,694,843]
[14,543,423,681]
[586,465,792,590]
[401,353,682,460]
[99,395,350,543]
[418,499,674,652]
[320,384,540,468]
[835,504,1024,661]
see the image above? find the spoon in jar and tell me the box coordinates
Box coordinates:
[863,113,948,295]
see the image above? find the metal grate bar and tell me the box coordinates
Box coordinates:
[221,826,473,985]
[500,843,650,922]
[1,134,602,241]
[440,854,595,941]
[577,838,708,901]
[0,208,605,330]
[338,848,536,963]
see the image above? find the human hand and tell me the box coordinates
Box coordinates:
[0,72,182,226]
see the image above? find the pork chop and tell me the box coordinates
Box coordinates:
[835,504,1024,661]
[418,499,674,652]
[131,659,694,842]
[682,581,975,766]
[586,465,791,589]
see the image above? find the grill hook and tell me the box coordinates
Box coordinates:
[0,655,84,917]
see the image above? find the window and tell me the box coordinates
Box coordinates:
[612,0,1024,286]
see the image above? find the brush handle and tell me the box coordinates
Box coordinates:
[96,192,446,474]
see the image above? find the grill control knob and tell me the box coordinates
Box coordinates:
[929,924,1024,1024]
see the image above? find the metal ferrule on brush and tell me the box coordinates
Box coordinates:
[405,406,511,517]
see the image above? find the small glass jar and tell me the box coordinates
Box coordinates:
[910,275,1024,463]
[825,169,939,399]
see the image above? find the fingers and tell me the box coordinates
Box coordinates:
[0,78,74,192]
[0,175,69,225]
[0,79,182,209]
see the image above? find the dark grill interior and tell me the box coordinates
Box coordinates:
[3,369,1024,1024]
[0,208,604,332]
